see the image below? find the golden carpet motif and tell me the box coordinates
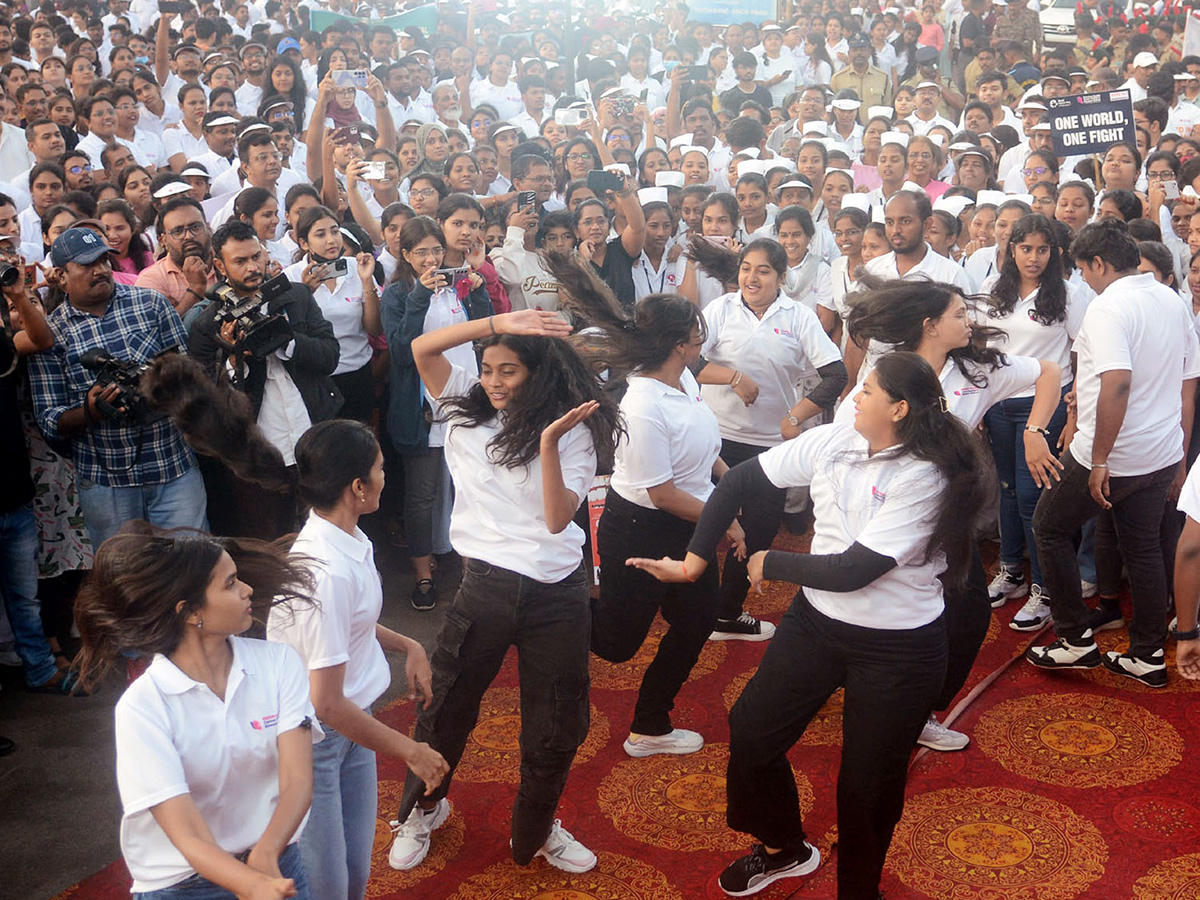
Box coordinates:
[973,692,1182,788]
[367,780,465,894]
[443,850,685,900]
[1132,852,1200,899]
[589,620,726,692]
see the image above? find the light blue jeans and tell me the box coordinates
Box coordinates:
[77,466,208,548]
[300,725,378,900]
[134,842,308,898]
[0,503,56,687]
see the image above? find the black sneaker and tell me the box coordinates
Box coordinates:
[1085,603,1125,634]
[718,842,820,897]
[1102,649,1167,688]
[411,578,436,611]
[710,613,776,642]
[1026,629,1101,670]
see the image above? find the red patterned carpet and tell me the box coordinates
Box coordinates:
[55,535,1200,900]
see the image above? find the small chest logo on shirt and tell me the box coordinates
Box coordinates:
[871,486,887,502]
[953,387,982,397]
[1027,308,1055,326]
[773,327,796,338]
[250,713,279,730]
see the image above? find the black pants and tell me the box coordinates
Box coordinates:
[1033,453,1174,656]
[727,593,946,900]
[399,447,444,558]
[592,490,720,735]
[935,544,991,710]
[331,364,376,423]
[397,559,591,864]
[719,439,784,619]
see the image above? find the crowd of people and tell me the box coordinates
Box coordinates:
[4,0,1200,896]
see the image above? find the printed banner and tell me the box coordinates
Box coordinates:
[686,0,778,25]
[309,7,439,34]
[1046,89,1135,158]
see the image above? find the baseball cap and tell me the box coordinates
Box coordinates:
[239,42,267,58]
[51,227,114,267]
[276,37,301,54]
[152,180,191,200]
[1133,51,1159,68]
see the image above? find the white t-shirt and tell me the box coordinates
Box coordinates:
[421,286,477,447]
[963,244,998,292]
[632,250,685,300]
[985,281,1088,395]
[433,364,598,582]
[1177,457,1200,523]
[755,53,796,108]
[700,291,843,447]
[1071,271,1200,477]
[863,244,973,293]
[282,259,373,375]
[471,78,524,120]
[268,511,391,710]
[162,125,210,163]
[758,422,948,628]
[115,638,320,892]
[609,369,722,509]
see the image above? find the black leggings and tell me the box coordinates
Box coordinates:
[718,439,784,619]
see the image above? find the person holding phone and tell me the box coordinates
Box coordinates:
[574,169,645,308]
[754,25,797,108]
[283,205,382,423]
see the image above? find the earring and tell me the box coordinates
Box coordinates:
[196,619,203,630]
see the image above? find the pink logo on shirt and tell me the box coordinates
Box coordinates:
[871,486,886,502]
[250,714,279,730]
[773,327,795,338]
[954,387,981,396]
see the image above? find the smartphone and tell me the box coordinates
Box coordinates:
[702,234,731,247]
[639,88,649,102]
[517,190,537,209]
[158,0,188,12]
[361,160,387,180]
[663,60,680,73]
[331,257,349,276]
[23,263,35,288]
[1165,180,1181,200]
[613,96,635,117]
[587,169,624,194]
[332,69,369,89]
[433,265,470,285]
[260,271,290,304]
[684,65,709,80]
[554,108,586,126]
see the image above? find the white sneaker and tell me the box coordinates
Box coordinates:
[535,819,596,873]
[1026,628,1102,670]
[987,564,1028,608]
[1010,586,1053,631]
[1080,579,1098,599]
[623,728,704,758]
[0,650,21,666]
[388,798,451,871]
[917,715,970,751]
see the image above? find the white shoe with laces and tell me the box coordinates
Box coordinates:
[917,715,970,751]
[987,564,1028,608]
[388,798,451,871]
[535,820,596,873]
[623,728,704,758]
[1010,586,1053,631]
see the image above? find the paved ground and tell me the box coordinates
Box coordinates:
[0,522,449,900]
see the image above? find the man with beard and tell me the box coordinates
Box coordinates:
[431,82,465,135]
[212,126,304,232]
[235,42,269,117]
[136,196,217,322]
[28,227,207,548]
[386,61,433,128]
[187,220,341,537]
[864,190,972,291]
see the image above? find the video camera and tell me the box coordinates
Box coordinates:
[213,273,294,359]
[79,349,163,425]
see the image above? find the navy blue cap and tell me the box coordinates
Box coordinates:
[51,228,113,267]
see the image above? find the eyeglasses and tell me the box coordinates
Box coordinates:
[1148,170,1176,180]
[269,110,295,120]
[114,103,137,112]
[67,164,92,174]
[251,151,282,163]
[410,188,438,199]
[166,221,206,239]
[408,246,443,258]
[1022,166,1049,176]
[833,228,862,238]
[566,152,592,162]
[909,151,933,160]
[523,175,555,184]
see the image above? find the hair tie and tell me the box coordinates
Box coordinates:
[620,320,637,333]
[938,396,950,414]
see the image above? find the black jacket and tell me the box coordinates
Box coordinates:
[187,280,343,423]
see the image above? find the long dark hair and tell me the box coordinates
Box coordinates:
[268,55,309,133]
[74,522,313,691]
[438,335,622,471]
[990,214,1068,321]
[845,277,1007,386]
[869,351,990,587]
[295,419,380,511]
[392,215,445,287]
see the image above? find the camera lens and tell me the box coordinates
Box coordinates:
[0,263,19,289]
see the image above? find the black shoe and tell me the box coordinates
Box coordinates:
[411,578,436,611]
[718,842,820,897]
[0,736,13,756]
[1101,649,1167,687]
[1025,630,1102,670]
[1085,603,1125,634]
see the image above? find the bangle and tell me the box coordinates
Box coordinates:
[1091,462,1108,468]
[730,370,741,387]
[680,559,698,582]
[489,315,496,335]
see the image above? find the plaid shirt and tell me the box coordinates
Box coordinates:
[28,284,197,488]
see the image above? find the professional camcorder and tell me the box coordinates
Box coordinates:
[79,349,163,425]
[213,273,293,359]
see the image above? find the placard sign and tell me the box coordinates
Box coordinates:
[1047,90,1135,158]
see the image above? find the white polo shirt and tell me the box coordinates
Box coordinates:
[162,126,210,162]
[701,291,843,448]
[632,250,685,300]
[758,422,948,628]
[1071,271,1200,477]
[471,78,524,120]
[985,281,1088,394]
[964,244,998,291]
[115,637,320,893]
[433,364,597,583]
[268,511,391,710]
[1177,458,1200,523]
[282,259,374,375]
[610,368,722,509]
[864,243,973,293]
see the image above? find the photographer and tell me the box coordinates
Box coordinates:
[27,227,208,549]
[187,221,342,539]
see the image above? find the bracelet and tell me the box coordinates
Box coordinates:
[730,371,741,387]
[1024,424,1049,436]
[680,559,698,582]
[489,315,496,335]
[374,101,387,109]
[1173,625,1200,641]
[1091,462,1108,468]
[186,287,206,299]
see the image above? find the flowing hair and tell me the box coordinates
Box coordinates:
[868,351,990,587]
[989,214,1068,321]
[845,277,1007,387]
[74,523,314,691]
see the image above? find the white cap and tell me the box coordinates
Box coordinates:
[926,132,946,146]
[934,195,973,216]
[801,120,829,135]
[600,85,628,99]
[605,162,632,176]
[1010,193,1036,206]
[956,147,991,163]
[738,147,760,159]
[976,189,1007,207]
[840,193,872,213]
[778,177,813,191]
[992,0,1007,6]
[680,145,709,158]
[916,80,941,91]
[1133,51,1159,68]
[1031,122,1052,132]
[949,141,978,151]
[831,97,862,111]
[899,180,924,192]
[669,133,694,149]
[737,159,768,176]
[655,170,685,187]
[867,105,893,120]
[824,166,854,181]
[880,131,909,148]
[152,181,191,199]
[1017,94,1048,111]
[760,23,782,33]
[1175,73,1198,81]
[637,186,669,205]
[768,157,797,172]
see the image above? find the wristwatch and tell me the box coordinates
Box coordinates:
[1025,424,1049,436]
[786,415,800,427]
[1172,624,1200,641]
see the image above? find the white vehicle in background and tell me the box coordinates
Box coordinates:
[1040,0,1079,49]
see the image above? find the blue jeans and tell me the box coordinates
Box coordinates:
[78,466,208,549]
[300,726,378,900]
[0,504,56,687]
[135,842,308,898]
[983,388,1069,588]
